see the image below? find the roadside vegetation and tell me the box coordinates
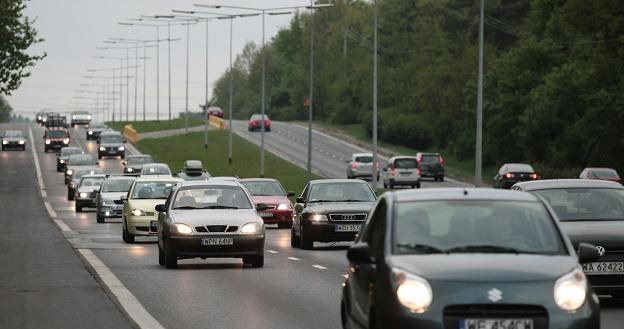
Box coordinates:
[106,118,205,133]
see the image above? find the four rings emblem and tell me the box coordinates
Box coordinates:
[341,215,356,220]
[596,246,606,257]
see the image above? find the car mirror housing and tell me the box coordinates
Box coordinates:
[294,203,304,213]
[296,197,305,204]
[347,243,374,264]
[155,204,167,213]
[256,203,269,211]
[577,243,600,263]
[120,195,128,201]
[287,191,295,197]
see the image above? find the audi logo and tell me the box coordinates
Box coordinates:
[341,215,356,220]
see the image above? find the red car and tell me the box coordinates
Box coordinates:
[579,167,622,184]
[207,106,224,118]
[240,178,294,228]
[248,114,271,132]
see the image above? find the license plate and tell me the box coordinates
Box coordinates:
[108,150,117,154]
[460,319,533,329]
[400,172,412,176]
[201,237,234,246]
[259,212,274,218]
[335,224,361,232]
[582,262,624,275]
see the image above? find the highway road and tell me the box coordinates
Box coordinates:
[1,121,623,329]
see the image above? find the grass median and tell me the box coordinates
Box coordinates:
[134,130,321,197]
[106,118,205,133]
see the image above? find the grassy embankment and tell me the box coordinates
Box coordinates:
[106,118,205,133]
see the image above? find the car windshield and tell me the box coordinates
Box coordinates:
[131,181,175,199]
[79,177,104,188]
[394,158,417,168]
[101,178,134,193]
[73,169,100,180]
[4,131,22,137]
[354,156,373,163]
[100,134,122,143]
[127,156,154,165]
[534,188,624,221]
[393,200,565,255]
[69,155,95,165]
[242,181,286,196]
[591,169,619,179]
[172,186,252,210]
[308,182,376,203]
[507,164,534,173]
[420,154,440,163]
[47,130,66,138]
[61,148,82,156]
[141,165,171,175]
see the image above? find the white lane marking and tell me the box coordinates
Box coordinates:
[54,219,72,232]
[78,249,165,329]
[312,265,327,270]
[28,128,46,197]
[44,202,58,219]
[287,257,301,261]
[266,250,279,254]
[342,274,348,279]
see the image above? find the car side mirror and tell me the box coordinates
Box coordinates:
[155,204,167,213]
[577,243,600,263]
[120,195,128,201]
[294,203,304,213]
[256,203,269,211]
[287,191,295,197]
[347,242,374,264]
[296,197,305,204]
[96,140,100,144]
[123,140,127,143]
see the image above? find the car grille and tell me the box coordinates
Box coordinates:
[329,213,367,222]
[195,225,238,233]
[113,199,124,205]
[443,304,548,329]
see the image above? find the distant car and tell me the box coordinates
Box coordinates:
[382,156,421,189]
[240,178,295,229]
[96,176,135,223]
[512,179,624,298]
[65,154,98,184]
[206,106,224,118]
[248,114,271,132]
[579,167,622,184]
[97,131,125,159]
[177,160,211,181]
[493,163,540,189]
[341,188,600,329]
[44,113,68,129]
[1,130,26,151]
[67,167,102,200]
[56,147,83,172]
[36,111,45,124]
[71,111,92,127]
[140,163,172,177]
[43,128,70,152]
[122,176,181,243]
[156,180,267,268]
[74,174,106,212]
[347,153,380,180]
[291,179,377,249]
[416,152,445,181]
[86,122,108,140]
[123,154,154,175]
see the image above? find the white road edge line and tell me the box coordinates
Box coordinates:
[287,257,301,261]
[29,126,163,329]
[312,265,327,270]
[266,250,279,254]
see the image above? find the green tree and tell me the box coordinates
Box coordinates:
[0,96,13,122]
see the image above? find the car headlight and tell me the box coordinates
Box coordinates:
[392,268,433,313]
[63,138,69,144]
[88,131,93,135]
[131,209,145,217]
[42,118,47,122]
[45,139,51,144]
[277,203,291,211]
[118,146,125,151]
[66,169,73,175]
[72,115,77,120]
[79,192,88,199]
[59,159,65,164]
[174,223,192,234]
[38,116,42,120]
[554,268,587,312]
[126,168,133,172]
[241,222,263,234]
[99,146,105,151]
[2,140,7,145]
[87,115,92,120]
[310,214,328,222]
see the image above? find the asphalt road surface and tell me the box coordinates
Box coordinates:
[1,121,623,329]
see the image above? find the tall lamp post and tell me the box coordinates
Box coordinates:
[372,0,379,190]
[475,0,484,187]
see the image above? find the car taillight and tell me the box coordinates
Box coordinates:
[375,162,380,169]
[439,156,445,166]
[505,173,514,179]
[417,168,421,176]
[391,163,396,176]
[351,163,358,169]
[251,120,257,125]
[530,173,539,180]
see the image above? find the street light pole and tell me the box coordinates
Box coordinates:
[307,0,315,181]
[156,26,160,121]
[168,21,172,122]
[204,19,210,150]
[134,44,138,121]
[260,10,266,177]
[143,43,147,121]
[227,17,234,165]
[372,0,379,190]
[475,0,484,187]
[185,21,190,135]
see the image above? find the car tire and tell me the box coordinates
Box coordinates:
[96,213,104,223]
[388,180,394,189]
[158,240,166,266]
[439,175,444,182]
[164,238,177,269]
[416,181,421,189]
[44,147,48,153]
[68,190,74,201]
[300,226,314,250]
[290,227,300,248]
[244,255,264,268]
[75,204,82,212]
[57,166,62,172]
[122,223,135,243]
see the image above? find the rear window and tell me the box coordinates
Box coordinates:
[69,155,95,165]
[507,164,534,173]
[534,188,624,221]
[355,156,373,163]
[128,156,154,165]
[421,154,440,163]
[394,158,417,169]
[591,169,619,179]
[61,148,82,156]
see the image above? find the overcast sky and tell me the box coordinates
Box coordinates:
[7,0,312,121]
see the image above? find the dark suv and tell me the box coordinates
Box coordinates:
[416,152,445,181]
[97,131,125,159]
[43,128,70,152]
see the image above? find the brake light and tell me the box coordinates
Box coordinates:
[391,163,396,176]
[439,156,445,166]
[250,120,257,125]
[375,161,380,169]
[417,168,421,176]
[351,163,358,169]
[530,173,539,180]
[505,173,514,179]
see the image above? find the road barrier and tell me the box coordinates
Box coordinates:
[209,116,226,130]
[123,124,139,144]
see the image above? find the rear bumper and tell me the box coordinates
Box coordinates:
[72,119,91,125]
[168,234,264,259]
[99,150,125,158]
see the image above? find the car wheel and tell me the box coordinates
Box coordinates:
[122,223,135,243]
[388,180,394,189]
[57,166,62,172]
[75,204,82,212]
[290,226,300,248]
[300,226,314,250]
[44,147,48,153]
[164,238,177,269]
[244,255,264,268]
[158,240,165,266]
[383,181,388,189]
[68,190,74,201]
[416,181,422,189]
[341,301,353,329]
[439,175,444,182]
[96,213,104,223]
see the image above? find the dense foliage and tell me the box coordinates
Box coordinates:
[0,96,12,122]
[211,0,624,177]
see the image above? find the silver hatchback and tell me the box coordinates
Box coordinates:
[382,156,421,189]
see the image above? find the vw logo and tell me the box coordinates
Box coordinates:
[487,288,503,303]
[596,246,606,257]
[341,215,355,221]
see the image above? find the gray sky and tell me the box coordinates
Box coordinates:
[7,0,311,121]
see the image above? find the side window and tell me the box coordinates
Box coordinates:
[362,200,387,259]
[300,184,309,202]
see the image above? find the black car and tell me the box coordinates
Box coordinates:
[493,163,540,189]
[65,154,98,184]
[43,128,70,152]
[56,147,83,172]
[86,122,108,140]
[97,131,125,159]
[2,130,27,151]
[96,176,135,223]
[123,154,154,175]
[74,174,106,212]
[512,179,624,298]
[67,167,102,200]
[341,188,600,329]
[291,179,377,249]
[416,152,445,181]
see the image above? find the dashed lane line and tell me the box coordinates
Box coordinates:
[266,250,279,254]
[312,265,328,270]
[287,257,301,261]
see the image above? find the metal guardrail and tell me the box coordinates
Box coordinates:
[123,124,139,144]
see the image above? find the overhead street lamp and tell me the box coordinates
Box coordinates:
[475,0,485,187]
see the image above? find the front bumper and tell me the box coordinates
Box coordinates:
[127,216,159,236]
[304,221,363,242]
[99,148,125,157]
[2,142,25,149]
[46,142,66,150]
[98,204,124,218]
[168,234,264,259]
[75,196,97,208]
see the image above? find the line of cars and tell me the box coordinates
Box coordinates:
[494,162,623,188]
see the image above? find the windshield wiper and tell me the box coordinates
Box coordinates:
[308,199,334,203]
[203,205,239,209]
[445,245,531,254]
[396,243,444,254]
[341,199,371,202]
[173,206,203,210]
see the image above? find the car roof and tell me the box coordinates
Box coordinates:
[184,160,203,169]
[105,175,136,181]
[240,178,279,183]
[513,179,624,191]
[584,167,618,172]
[81,174,107,179]
[134,176,181,183]
[178,180,241,188]
[352,153,372,157]
[309,179,369,184]
[68,154,93,160]
[389,188,540,203]
[390,155,417,160]
[142,163,169,168]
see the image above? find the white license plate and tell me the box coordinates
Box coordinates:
[259,212,274,218]
[108,150,117,154]
[460,319,533,329]
[201,237,234,246]
[335,224,361,232]
[582,262,624,275]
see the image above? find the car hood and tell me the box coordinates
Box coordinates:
[77,186,100,193]
[561,220,624,248]
[169,209,260,226]
[304,202,375,214]
[100,191,127,200]
[251,196,290,206]
[100,143,123,148]
[390,254,575,282]
[128,199,167,212]
[3,137,24,141]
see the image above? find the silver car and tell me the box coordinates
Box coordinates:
[346,153,379,180]
[75,174,106,212]
[382,156,421,189]
[96,176,136,223]
[156,180,268,269]
[140,163,172,177]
